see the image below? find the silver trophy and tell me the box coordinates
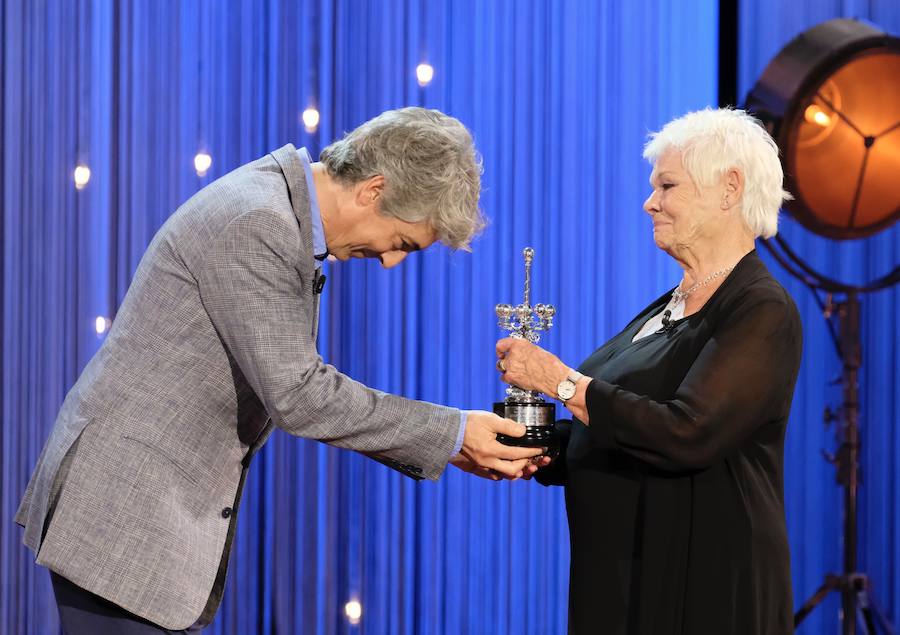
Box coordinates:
[494,247,559,450]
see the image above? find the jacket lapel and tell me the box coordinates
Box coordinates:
[269,144,321,340]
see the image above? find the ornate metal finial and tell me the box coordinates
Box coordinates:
[523,247,534,307]
[495,247,555,345]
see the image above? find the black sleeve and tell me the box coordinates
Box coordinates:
[585,295,801,472]
[534,420,573,486]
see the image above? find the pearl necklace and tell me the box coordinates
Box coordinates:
[671,265,735,305]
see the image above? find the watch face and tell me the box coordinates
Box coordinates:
[557,380,576,400]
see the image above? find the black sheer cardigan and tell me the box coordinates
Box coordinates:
[537,250,802,635]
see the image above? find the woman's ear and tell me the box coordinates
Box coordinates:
[722,167,744,209]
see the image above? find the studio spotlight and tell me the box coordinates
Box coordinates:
[746,18,900,635]
[746,18,900,240]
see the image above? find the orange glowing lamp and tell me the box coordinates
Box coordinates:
[746,19,900,239]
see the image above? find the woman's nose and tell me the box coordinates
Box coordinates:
[643,191,658,214]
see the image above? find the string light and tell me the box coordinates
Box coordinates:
[416,63,434,87]
[95,316,111,335]
[194,152,212,177]
[74,165,91,190]
[302,107,320,133]
[344,600,362,625]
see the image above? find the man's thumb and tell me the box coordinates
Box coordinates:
[497,417,526,437]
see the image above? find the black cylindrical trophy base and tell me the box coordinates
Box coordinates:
[493,401,558,452]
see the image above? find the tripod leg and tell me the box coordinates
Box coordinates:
[795,576,840,628]
[855,587,876,635]
[867,591,898,635]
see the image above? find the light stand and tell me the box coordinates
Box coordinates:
[744,18,900,633]
[760,237,900,635]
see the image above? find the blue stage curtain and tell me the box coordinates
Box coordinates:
[3,1,893,634]
[738,3,900,634]
[1,2,717,632]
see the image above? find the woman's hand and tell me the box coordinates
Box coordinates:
[450,453,551,481]
[495,337,569,396]
[496,338,592,424]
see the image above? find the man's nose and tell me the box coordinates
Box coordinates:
[380,251,409,269]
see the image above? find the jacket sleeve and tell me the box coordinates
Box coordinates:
[197,208,460,480]
[585,294,801,472]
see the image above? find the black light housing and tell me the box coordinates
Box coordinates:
[746,18,900,240]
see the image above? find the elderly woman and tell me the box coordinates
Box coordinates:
[497,108,802,635]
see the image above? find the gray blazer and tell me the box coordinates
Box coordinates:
[15,145,461,630]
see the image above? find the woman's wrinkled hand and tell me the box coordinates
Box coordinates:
[495,337,569,396]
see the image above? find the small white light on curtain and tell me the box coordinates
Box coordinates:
[416,63,434,86]
[302,107,320,133]
[344,600,362,625]
[73,165,91,190]
[194,152,212,177]
[95,316,111,335]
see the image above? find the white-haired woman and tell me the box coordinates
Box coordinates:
[496,108,802,634]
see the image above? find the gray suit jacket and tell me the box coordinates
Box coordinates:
[15,145,461,630]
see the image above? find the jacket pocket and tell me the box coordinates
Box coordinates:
[120,434,202,486]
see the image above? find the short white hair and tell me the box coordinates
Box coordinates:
[642,108,791,239]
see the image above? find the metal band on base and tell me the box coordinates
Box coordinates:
[493,401,559,453]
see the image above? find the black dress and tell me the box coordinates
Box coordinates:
[537,251,802,635]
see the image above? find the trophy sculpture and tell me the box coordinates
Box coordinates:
[494,247,559,451]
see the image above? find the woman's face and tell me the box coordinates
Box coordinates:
[642,149,723,256]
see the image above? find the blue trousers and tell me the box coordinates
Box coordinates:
[51,571,205,634]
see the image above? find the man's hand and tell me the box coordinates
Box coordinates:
[453,410,545,479]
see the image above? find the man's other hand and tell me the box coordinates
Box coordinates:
[452,411,545,479]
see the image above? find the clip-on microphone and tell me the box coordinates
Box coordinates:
[660,309,675,333]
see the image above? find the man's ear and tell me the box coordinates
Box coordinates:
[355,175,385,208]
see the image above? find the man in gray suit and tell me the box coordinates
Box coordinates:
[16,107,542,633]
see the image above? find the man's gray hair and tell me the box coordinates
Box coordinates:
[320,107,485,250]
[643,107,791,239]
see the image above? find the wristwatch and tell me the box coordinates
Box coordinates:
[556,369,584,403]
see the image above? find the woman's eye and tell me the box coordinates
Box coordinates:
[661,183,675,190]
